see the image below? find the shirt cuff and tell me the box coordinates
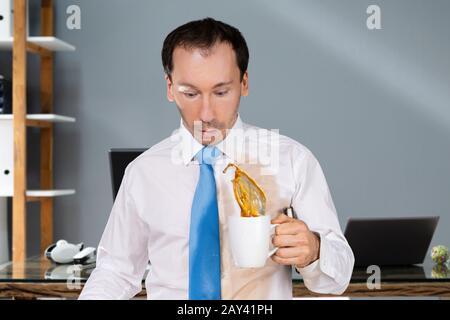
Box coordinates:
[295,259,321,278]
[295,232,336,279]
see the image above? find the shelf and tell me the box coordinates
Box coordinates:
[0,114,76,123]
[0,37,76,52]
[26,190,76,197]
[1,190,76,198]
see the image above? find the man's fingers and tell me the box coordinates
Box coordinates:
[271,213,291,224]
[272,234,306,247]
[271,254,304,266]
[275,221,307,235]
[274,247,304,259]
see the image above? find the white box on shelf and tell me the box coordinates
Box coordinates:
[0,119,13,197]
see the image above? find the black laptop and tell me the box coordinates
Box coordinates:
[344,216,439,267]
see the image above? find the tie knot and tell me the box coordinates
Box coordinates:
[196,146,221,165]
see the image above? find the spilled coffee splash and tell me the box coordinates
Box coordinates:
[223,163,266,217]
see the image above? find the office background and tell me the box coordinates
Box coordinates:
[0,0,449,257]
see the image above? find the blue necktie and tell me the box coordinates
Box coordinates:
[189,146,222,300]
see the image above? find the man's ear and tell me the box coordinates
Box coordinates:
[241,71,249,97]
[165,74,175,102]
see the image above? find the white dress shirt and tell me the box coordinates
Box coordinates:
[79,115,354,300]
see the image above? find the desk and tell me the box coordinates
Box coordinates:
[0,256,449,299]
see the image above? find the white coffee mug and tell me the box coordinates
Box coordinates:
[228,215,279,268]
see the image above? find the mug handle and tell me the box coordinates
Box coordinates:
[267,223,280,258]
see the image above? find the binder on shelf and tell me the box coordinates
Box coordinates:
[0,0,13,39]
[0,75,12,114]
[0,0,29,39]
[0,119,13,196]
[0,116,76,197]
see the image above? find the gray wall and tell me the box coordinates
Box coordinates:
[1,0,449,257]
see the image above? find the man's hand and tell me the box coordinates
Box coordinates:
[271,213,321,269]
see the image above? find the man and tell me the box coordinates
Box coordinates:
[79,17,354,300]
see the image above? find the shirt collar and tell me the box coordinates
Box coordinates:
[178,114,245,166]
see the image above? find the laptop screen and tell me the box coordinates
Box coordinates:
[108,148,147,201]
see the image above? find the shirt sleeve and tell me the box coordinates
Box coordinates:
[78,165,149,300]
[291,146,355,295]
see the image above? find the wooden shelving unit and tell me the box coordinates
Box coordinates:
[0,0,76,263]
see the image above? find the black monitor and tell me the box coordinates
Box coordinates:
[108,148,147,201]
[344,216,439,267]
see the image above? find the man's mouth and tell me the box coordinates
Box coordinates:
[201,128,220,143]
[201,127,218,133]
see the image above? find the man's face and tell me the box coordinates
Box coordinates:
[165,41,248,145]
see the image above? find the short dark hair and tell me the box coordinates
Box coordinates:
[161,17,249,81]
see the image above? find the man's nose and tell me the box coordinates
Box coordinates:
[199,95,214,123]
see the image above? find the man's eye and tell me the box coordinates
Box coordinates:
[184,92,198,98]
[215,90,229,97]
